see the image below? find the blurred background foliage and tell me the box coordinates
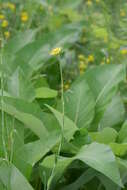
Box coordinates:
[1,1,127,190]
[0,0,127,90]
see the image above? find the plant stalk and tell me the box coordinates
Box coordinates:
[0,37,8,160]
[47,56,65,190]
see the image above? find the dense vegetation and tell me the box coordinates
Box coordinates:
[0,0,127,190]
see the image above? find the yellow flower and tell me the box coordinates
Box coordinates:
[1,20,8,28]
[120,10,126,17]
[0,14,5,20]
[79,61,87,75]
[21,12,29,22]
[101,61,105,65]
[88,55,94,62]
[121,49,127,55]
[79,61,87,70]
[106,58,110,64]
[104,36,108,43]
[50,47,62,56]
[7,3,16,11]
[64,83,70,90]
[87,0,92,6]
[4,31,10,39]
[78,54,85,61]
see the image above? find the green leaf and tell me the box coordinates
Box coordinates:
[7,68,35,102]
[35,87,58,99]
[79,64,125,130]
[118,121,127,143]
[41,143,122,188]
[15,111,77,165]
[4,29,37,54]
[110,143,127,157]
[46,105,78,141]
[76,143,122,187]
[100,95,125,129]
[10,164,34,190]
[89,127,118,144]
[0,160,34,190]
[64,78,95,128]
[61,168,96,190]
[0,97,48,138]
[14,23,82,74]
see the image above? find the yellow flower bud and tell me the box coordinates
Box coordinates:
[87,0,92,6]
[88,55,94,62]
[121,49,127,55]
[1,20,8,28]
[78,54,85,61]
[7,3,16,11]
[120,10,126,17]
[21,12,29,22]
[50,47,62,56]
[64,83,70,90]
[4,31,10,39]
[106,58,110,64]
[0,14,5,20]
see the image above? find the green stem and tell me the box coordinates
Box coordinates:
[47,57,65,190]
[0,38,8,160]
[57,60,64,156]
[10,116,15,163]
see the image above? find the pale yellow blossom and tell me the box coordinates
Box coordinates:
[50,47,62,56]
[1,20,8,28]
[21,12,29,22]
[4,31,10,39]
[88,55,94,62]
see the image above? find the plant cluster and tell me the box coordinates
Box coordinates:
[0,0,127,190]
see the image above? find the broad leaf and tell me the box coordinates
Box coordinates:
[7,68,35,102]
[41,143,122,189]
[99,95,125,129]
[118,121,127,143]
[15,111,77,165]
[35,87,58,99]
[78,64,125,130]
[0,97,48,138]
[89,127,118,144]
[110,143,127,157]
[64,78,95,128]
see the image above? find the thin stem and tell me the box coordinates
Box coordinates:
[10,116,15,163]
[47,57,65,190]
[0,38,8,160]
[43,171,47,190]
[57,60,64,156]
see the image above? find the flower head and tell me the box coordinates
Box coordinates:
[121,49,127,55]
[0,14,5,20]
[78,54,85,61]
[88,54,94,62]
[106,58,110,64]
[87,0,92,6]
[50,47,62,56]
[7,3,16,11]
[21,12,29,22]
[120,10,126,17]
[1,20,8,28]
[64,83,70,90]
[4,31,10,39]
[79,61,87,75]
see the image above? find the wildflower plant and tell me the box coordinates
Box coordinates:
[0,0,127,190]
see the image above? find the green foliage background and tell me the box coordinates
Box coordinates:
[0,0,127,190]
